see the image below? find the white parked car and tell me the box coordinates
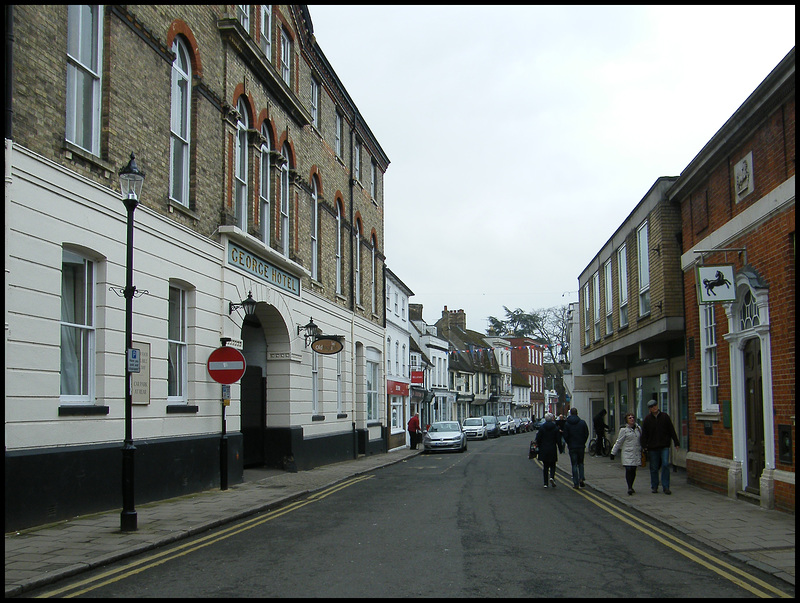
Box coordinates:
[462,417,488,440]
[497,415,511,435]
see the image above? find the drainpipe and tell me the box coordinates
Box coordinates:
[349,110,357,458]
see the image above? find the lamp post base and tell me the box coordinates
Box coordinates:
[120,510,138,532]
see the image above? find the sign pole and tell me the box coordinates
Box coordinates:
[220,389,228,491]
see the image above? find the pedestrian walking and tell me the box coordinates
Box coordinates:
[407,412,421,450]
[641,397,680,494]
[610,413,643,495]
[593,409,610,456]
[562,407,589,488]
[535,413,562,488]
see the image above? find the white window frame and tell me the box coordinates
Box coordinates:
[237,5,250,32]
[235,98,249,232]
[370,161,377,199]
[280,143,290,256]
[259,124,271,244]
[583,282,591,346]
[371,238,376,314]
[259,5,272,57]
[354,140,361,181]
[354,221,361,303]
[310,179,319,280]
[60,248,95,403]
[637,221,650,315]
[311,349,319,414]
[592,271,601,341]
[335,202,343,294]
[336,352,343,414]
[280,29,291,84]
[66,5,103,155]
[700,304,719,412]
[604,259,613,335]
[170,37,191,206]
[335,113,342,158]
[366,358,379,421]
[167,285,188,401]
[310,77,319,128]
[618,243,629,327]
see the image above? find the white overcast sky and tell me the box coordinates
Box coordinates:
[307,5,795,332]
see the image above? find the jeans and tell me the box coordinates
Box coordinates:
[569,448,585,486]
[648,447,671,491]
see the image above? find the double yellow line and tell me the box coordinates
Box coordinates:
[34,475,375,598]
[546,468,791,598]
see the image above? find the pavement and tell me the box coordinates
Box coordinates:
[4,441,795,597]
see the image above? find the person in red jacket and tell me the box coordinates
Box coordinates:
[407,412,421,450]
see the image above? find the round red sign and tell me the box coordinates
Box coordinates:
[207,346,246,384]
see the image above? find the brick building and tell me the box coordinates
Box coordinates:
[574,177,688,466]
[5,5,390,531]
[671,48,795,512]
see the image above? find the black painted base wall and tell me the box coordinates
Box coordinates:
[6,426,390,532]
[5,433,244,533]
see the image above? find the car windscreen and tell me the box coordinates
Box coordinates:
[463,419,482,426]
[430,423,460,432]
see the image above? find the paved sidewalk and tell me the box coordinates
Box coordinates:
[5,445,795,597]
[554,451,795,588]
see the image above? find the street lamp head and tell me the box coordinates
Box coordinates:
[119,153,145,205]
[297,317,321,347]
[229,291,258,316]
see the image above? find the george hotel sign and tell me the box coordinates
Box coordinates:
[228,242,300,296]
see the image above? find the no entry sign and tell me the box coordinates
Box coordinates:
[207,346,246,384]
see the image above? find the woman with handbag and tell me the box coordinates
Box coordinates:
[610,413,643,495]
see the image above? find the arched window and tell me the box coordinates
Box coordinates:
[335,201,343,295]
[354,221,361,303]
[170,37,191,206]
[310,178,319,280]
[371,235,377,314]
[259,124,271,244]
[235,98,249,231]
[280,143,291,256]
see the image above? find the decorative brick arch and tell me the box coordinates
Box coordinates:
[232,85,256,125]
[308,166,323,198]
[256,111,277,146]
[166,20,202,77]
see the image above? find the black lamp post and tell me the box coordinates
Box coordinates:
[119,153,144,532]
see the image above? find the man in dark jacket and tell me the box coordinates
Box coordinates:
[535,413,562,488]
[641,398,680,494]
[593,409,610,456]
[563,408,590,488]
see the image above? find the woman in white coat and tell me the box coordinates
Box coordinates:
[610,413,643,495]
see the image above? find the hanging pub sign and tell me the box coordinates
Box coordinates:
[311,336,344,355]
[697,264,736,303]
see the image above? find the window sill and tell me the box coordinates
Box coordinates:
[59,405,110,416]
[168,198,199,220]
[695,411,721,422]
[166,404,199,414]
[63,141,116,175]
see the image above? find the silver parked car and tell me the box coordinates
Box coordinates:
[462,417,488,440]
[423,421,468,453]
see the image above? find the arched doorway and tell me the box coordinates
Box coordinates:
[241,314,267,467]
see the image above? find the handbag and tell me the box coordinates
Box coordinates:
[529,440,538,460]
[641,450,647,467]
